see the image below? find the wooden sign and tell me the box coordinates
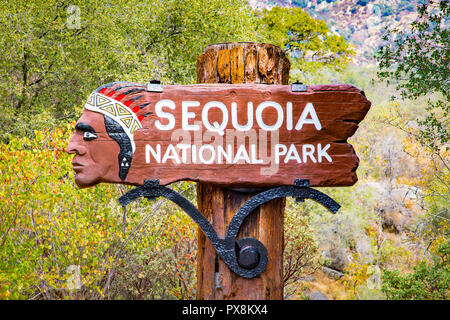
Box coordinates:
[66,81,370,188]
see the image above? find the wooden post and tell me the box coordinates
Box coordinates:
[195,42,290,300]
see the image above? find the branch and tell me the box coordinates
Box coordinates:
[143,29,184,53]
[37,1,68,40]
[0,173,42,247]
[27,61,54,87]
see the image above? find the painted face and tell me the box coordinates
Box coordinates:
[66,109,121,188]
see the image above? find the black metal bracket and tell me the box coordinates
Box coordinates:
[118,179,340,278]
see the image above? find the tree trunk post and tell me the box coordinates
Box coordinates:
[195,42,290,300]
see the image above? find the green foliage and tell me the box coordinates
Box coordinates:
[115,0,259,84]
[0,124,125,299]
[257,6,354,77]
[382,243,449,299]
[108,188,198,300]
[4,0,445,302]
[283,198,322,298]
[376,0,449,250]
[0,0,355,141]
[0,1,362,300]
[377,0,449,100]
[0,0,258,140]
[377,0,449,154]
[0,1,126,141]
[0,124,199,300]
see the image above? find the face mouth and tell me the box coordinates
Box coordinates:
[71,161,84,174]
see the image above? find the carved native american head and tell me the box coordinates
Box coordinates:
[66,82,152,188]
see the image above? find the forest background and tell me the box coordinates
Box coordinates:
[0,0,448,300]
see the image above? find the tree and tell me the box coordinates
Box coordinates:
[257,6,354,78]
[111,0,259,84]
[0,1,130,140]
[283,201,322,299]
[0,0,259,140]
[0,1,355,140]
[376,0,449,154]
[376,0,449,259]
[382,243,449,300]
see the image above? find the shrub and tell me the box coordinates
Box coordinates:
[0,125,198,300]
[381,243,449,300]
[107,184,198,300]
[283,198,322,298]
[0,123,125,299]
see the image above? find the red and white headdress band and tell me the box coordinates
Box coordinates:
[84,91,142,153]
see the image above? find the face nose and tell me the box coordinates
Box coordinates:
[66,133,87,156]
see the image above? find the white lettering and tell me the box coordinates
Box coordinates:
[318,143,332,162]
[233,144,250,164]
[162,144,180,164]
[145,141,331,167]
[286,102,293,130]
[202,101,228,136]
[176,144,191,163]
[191,144,197,163]
[154,99,176,130]
[250,144,264,164]
[231,102,253,131]
[295,102,322,130]
[285,144,301,163]
[256,101,284,131]
[182,101,200,131]
[275,144,287,164]
[153,100,324,133]
[199,145,216,164]
[217,144,233,164]
[145,144,161,163]
[302,144,317,163]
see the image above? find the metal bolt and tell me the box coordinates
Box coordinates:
[147,79,163,92]
[291,81,307,92]
[238,245,260,270]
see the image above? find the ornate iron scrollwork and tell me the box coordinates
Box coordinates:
[119,179,340,278]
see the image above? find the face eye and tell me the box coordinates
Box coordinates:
[83,131,98,141]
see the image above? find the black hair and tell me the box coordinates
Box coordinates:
[104,115,133,181]
[95,81,153,181]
